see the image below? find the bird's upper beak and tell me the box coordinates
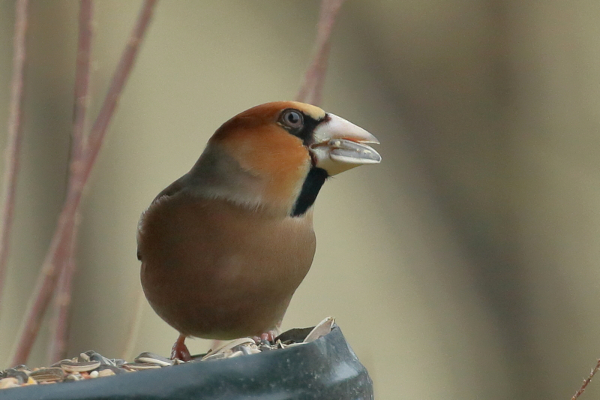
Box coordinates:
[309,113,381,176]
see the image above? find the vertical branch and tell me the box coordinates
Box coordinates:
[85,0,157,159]
[47,223,77,363]
[296,0,345,106]
[0,0,29,310]
[71,0,94,162]
[10,0,158,366]
[47,0,94,364]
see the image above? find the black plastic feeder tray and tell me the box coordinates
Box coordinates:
[0,324,373,400]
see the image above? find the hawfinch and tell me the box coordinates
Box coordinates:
[137,101,381,360]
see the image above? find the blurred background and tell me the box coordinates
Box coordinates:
[1,1,600,399]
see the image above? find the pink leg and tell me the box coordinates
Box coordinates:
[253,329,278,343]
[170,334,192,361]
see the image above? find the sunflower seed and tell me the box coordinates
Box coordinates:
[3,369,28,384]
[60,360,101,373]
[304,316,335,343]
[135,352,173,367]
[29,368,65,383]
[81,351,118,367]
[122,362,161,371]
[50,358,76,368]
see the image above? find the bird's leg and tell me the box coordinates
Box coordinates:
[252,328,280,344]
[170,334,192,361]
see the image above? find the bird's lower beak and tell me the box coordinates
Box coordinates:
[309,113,381,176]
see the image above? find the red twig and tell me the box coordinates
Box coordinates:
[47,225,78,363]
[71,0,94,162]
[10,0,158,366]
[47,0,94,364]
[86,0,157,159]
[0,0,29,311]
[296,0,345,106]
[571,359,600,400]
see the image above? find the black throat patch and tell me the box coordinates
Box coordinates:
[291,167,329,217]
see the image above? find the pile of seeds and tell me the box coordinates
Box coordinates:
[0,317,334,391]
[0,350,177,389]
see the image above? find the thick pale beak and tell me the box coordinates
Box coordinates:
[309,113,381,176]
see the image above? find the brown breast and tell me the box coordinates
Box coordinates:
[138,194,316,339]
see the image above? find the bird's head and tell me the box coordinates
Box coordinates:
[191,101,381,217]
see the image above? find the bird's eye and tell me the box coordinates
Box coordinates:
[280,109,304,132]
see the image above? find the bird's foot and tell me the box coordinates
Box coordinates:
[170,334,192,361]
[253,330,278,344]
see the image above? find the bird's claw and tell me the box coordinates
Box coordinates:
[170,334,192,361]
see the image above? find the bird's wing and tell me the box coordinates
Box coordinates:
[137,175,189,261]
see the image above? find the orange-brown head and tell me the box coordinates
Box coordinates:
[188,101,381,217]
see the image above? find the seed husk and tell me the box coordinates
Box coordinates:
[29,368,65,383]
[60,360,101,373]
[304,316,335,343]
[122,362,162,371]
[135,352,173,367]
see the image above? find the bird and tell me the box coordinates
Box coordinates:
[137,101,381,360]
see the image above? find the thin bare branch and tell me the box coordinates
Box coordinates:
[86,0,157,161]
[571,359,600,400]
[10,0,158,365]
[0,0,29,311]
[10,176,79,365]
[72,0,94,162]
[296,0,345,106]
[47,0,94,364]
[47,225,78,363]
